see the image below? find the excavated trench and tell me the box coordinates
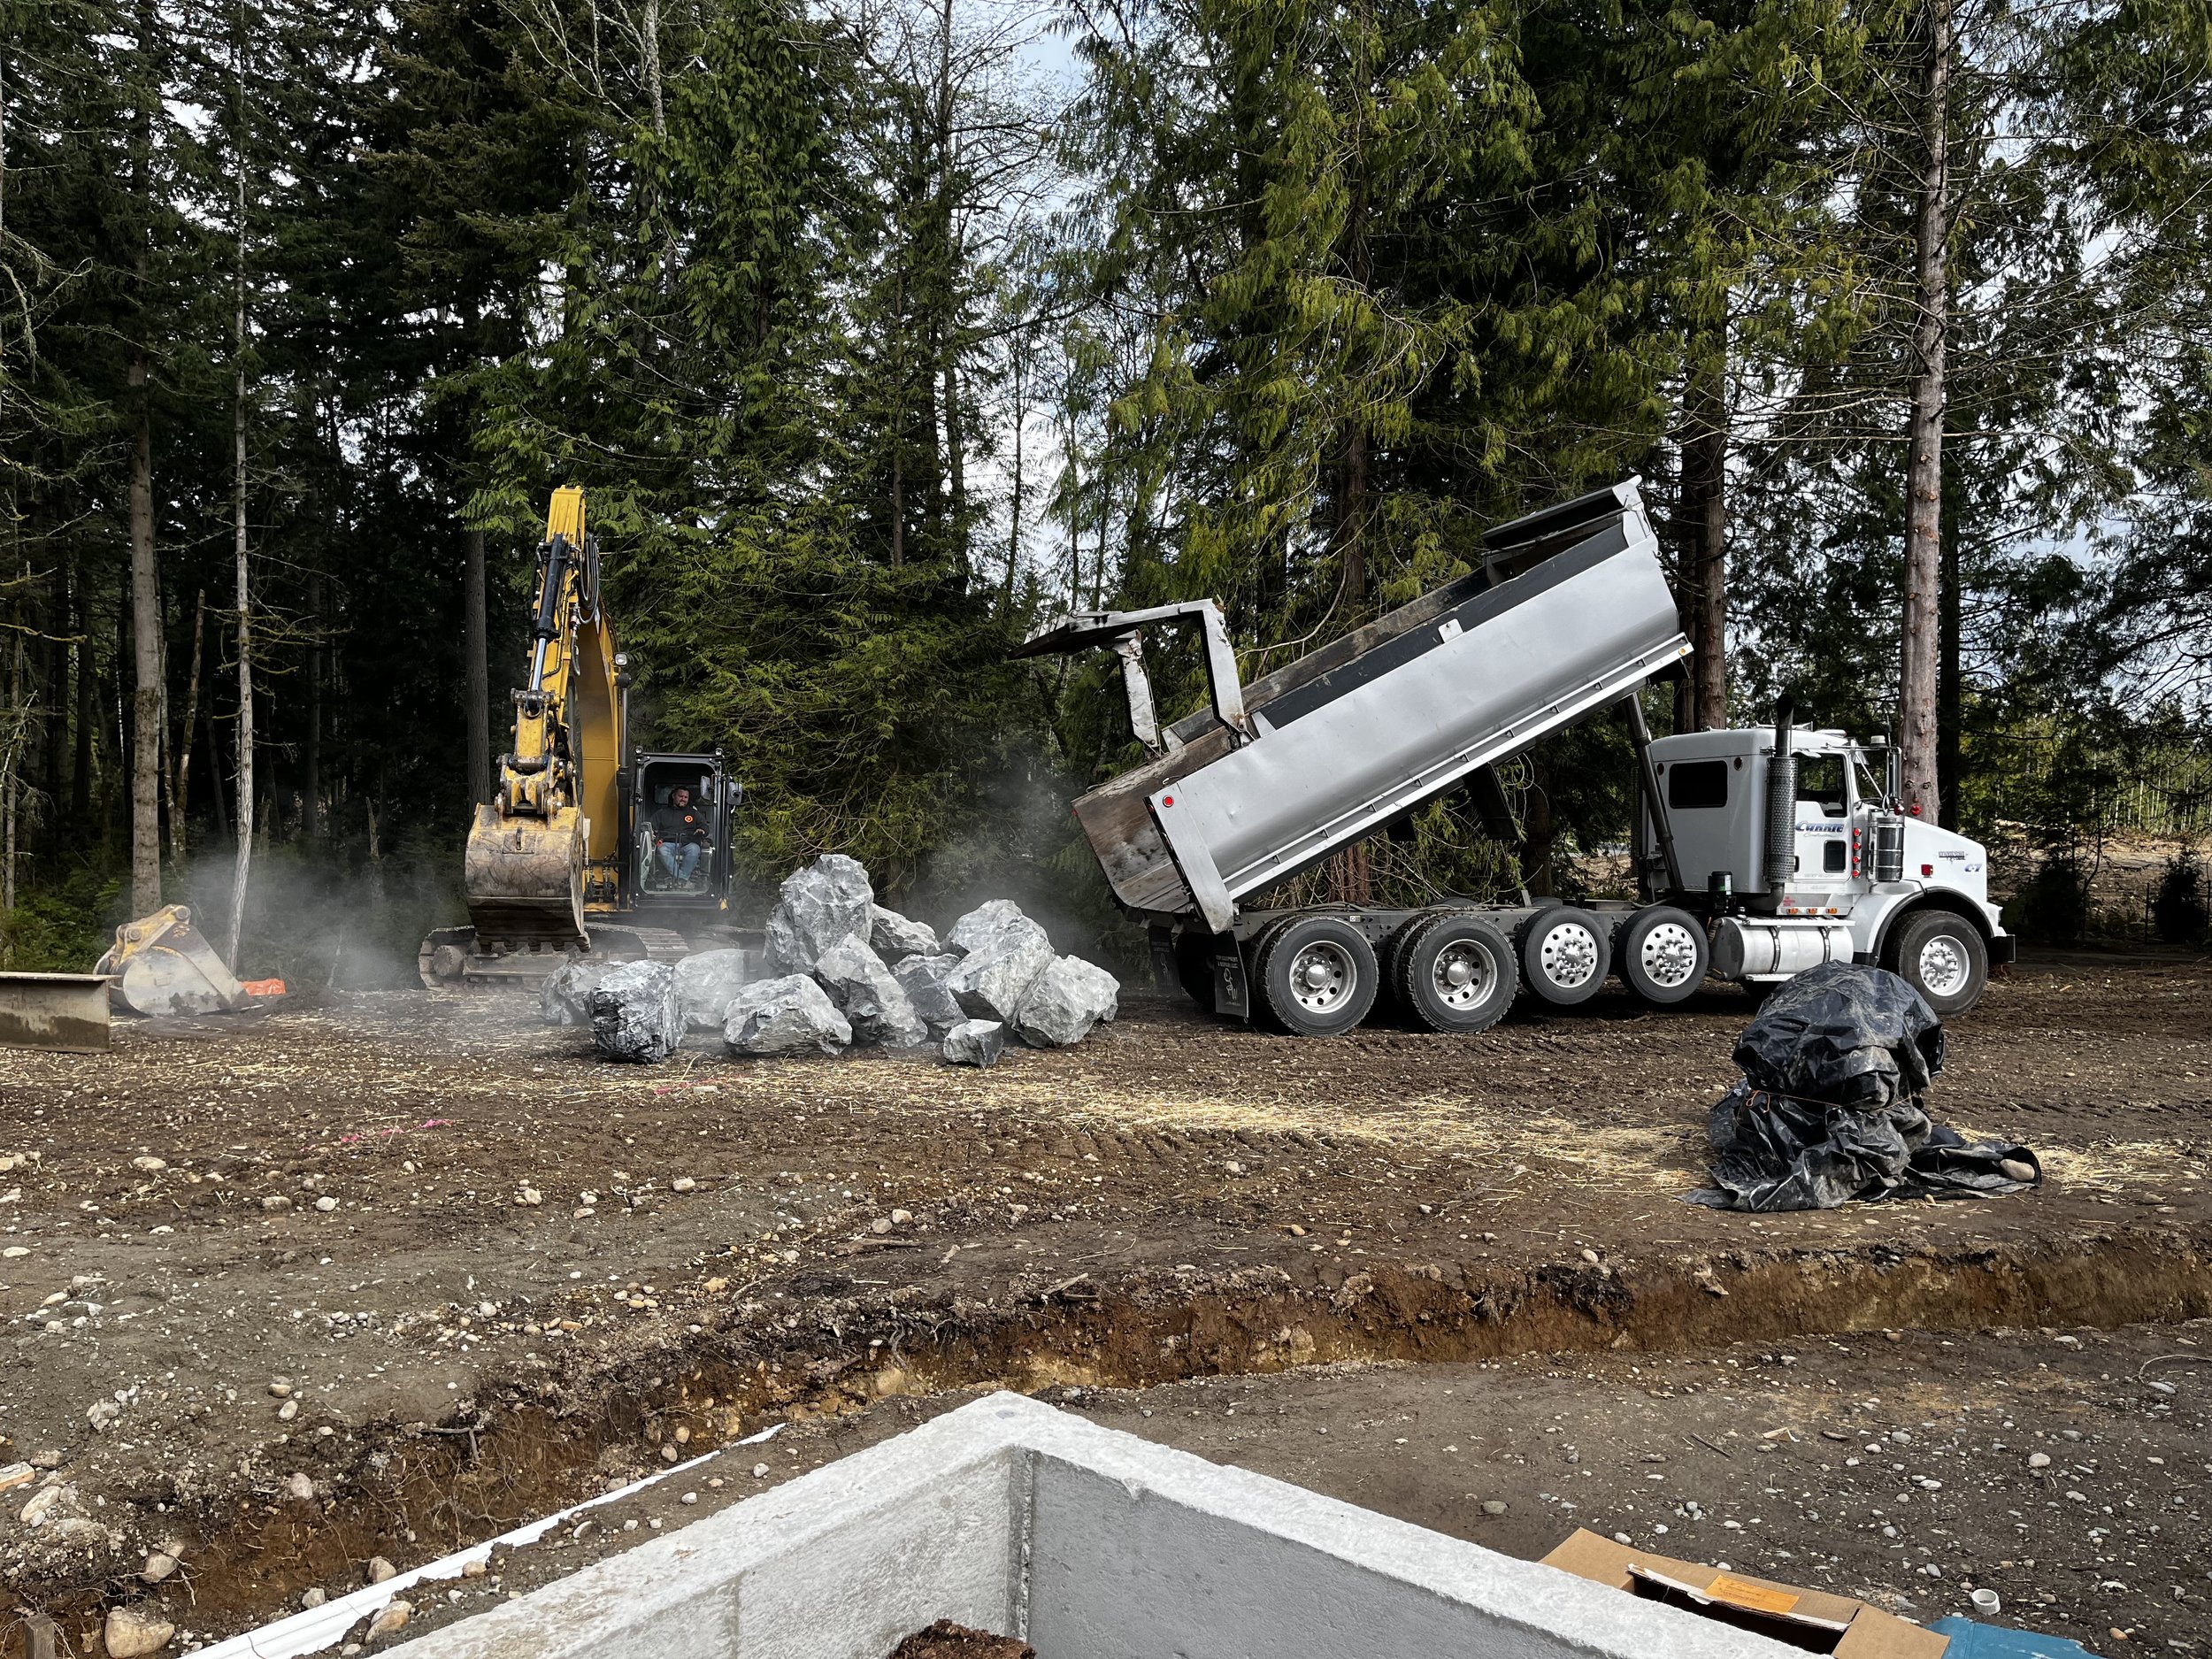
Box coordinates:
[12,1220,2212,1654]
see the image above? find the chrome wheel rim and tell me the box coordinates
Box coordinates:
[1917,933,1968,997]
[1638,921,1701,988]
[1537,921,1601,989]
[1430,941,1495,1010]
[1288,941,1356,1015]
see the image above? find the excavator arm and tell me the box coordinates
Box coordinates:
[464,488,626,951]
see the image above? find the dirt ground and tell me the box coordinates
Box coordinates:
[2,949,2208,1655]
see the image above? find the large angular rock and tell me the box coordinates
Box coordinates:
[941,1018,1005,1068]
[765,855,874,974]
[673,948,754,1033]
[943,898,1031,956]
[812,937,930,1048]
[893,953,967,1034]
[1014,956,1121,1048]
[539,957,611,1027]
[943,903,1056,1021]
[723,974,851,1057]
[588,961,683,1064]
[870,903,941,959]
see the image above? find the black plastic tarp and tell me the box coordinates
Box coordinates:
[1686,961,2039,1212]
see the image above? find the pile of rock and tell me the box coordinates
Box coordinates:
[546,854,1118,1067]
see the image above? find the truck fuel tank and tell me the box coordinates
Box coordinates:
[1713,916,1855,980]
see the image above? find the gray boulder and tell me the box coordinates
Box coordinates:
[943,904,1056,1021]
[943,898,1031,956]
[764,855,874,974]
[893,953,967,1034]
[588,961,683,1064]
[539,958,611,1027]
[941,1018,1006,1068]
[724,974,852,1057]
[870,903,940,959]
[1014,956,1121,1048]
[812,937,930,1048]
[672,948,754,1033]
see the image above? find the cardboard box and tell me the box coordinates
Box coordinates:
[1542,1528,1949,1656]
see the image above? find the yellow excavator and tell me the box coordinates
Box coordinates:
[419,488,739,986]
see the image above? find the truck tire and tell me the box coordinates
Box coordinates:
[1393,914,1517,1033]
[1617,905,1709,1005]
[1886,910,1989,1015]
[1255,915,1378,1037]
[1518,906,1611,1007]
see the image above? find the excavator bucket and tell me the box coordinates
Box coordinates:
[94,905,251,1018]
[464,802,588,950]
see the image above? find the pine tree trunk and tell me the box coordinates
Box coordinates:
[128,354,162,917]
[465,527,489,802]
[303,569,321,840]
[1674,343,1729,731]
[1004,352,1024,604]
[70,549,91,823]
[642,0,664,136]
[1899,0,1951,819]
[171,588,204,861]
[1692,357,1728,732]
[227,358,252,968]
[1339,423,1370,610]
[226,73,253,970]
[1938,502,1961,828]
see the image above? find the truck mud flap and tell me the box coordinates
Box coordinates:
[1209,945,1250,1018]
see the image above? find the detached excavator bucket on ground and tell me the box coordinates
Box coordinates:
[463,802,588,951]
[95,905,250,1018]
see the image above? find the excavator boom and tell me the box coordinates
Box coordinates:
[462,488,620,953]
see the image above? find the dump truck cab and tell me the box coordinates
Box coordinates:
[1642,720,2010,1013]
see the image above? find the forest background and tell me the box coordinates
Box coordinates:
[2,0,2208,982]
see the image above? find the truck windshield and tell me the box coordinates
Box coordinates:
[1850,751,1887,809]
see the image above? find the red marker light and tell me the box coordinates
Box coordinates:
[1921,863,1934,877]
[1162,795,1174,807]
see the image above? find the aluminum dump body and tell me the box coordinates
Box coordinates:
[1051,480,1689,932]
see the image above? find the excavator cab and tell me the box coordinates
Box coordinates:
[627,753,739,904]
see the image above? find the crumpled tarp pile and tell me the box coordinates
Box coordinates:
[1686,960,2039,1212]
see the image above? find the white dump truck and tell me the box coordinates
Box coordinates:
[1018,479,2012,1037]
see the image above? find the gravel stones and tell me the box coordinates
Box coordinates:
[943,902,1056,1021]
[765,855,874,974]
[812,937,929,1048]
[103,1605,175,1657]
[367,1601,412,1638]
[723,975,852,1057]
[538,958,611,1027]
[1013,956,1120,1047]
[588,961,684,1064]
[941,1019,1006,1068]
[672,948,754,1033]
[893,954,967,1033]
[871,904,941,958]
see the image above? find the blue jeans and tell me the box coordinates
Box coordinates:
[657,842,702,882]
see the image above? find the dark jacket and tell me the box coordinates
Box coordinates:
[650,799,709,844]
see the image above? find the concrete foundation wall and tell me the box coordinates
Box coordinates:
[406,1394,1799,1659]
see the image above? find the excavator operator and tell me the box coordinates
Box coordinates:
[650,785,710,887]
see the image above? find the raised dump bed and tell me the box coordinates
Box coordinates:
[398,1392,1805,1659]
[1021,479,1686,934]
